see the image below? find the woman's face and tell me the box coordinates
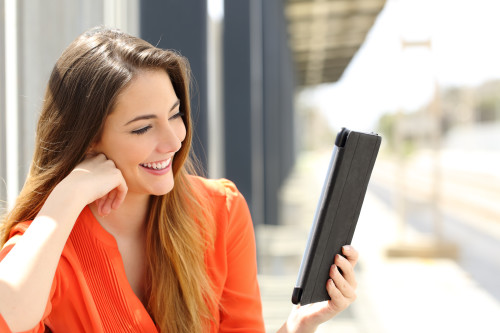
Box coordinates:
[93,69,186,197]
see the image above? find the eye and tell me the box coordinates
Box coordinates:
[169,111,185,120]
[132,125,152,135]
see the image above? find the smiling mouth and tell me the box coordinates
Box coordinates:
[140,158,172,170]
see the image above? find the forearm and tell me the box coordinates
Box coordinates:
[0,184,84,331]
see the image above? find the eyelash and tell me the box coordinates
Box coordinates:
[132,125,152,135]
[170,111,185,120]
[131,112,185,135]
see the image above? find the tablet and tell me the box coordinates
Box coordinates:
[291,128,381,305]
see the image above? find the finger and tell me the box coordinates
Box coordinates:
[342,245,359,268]
[326,277,349,312]
[101,203,111,217]
[96,196,109,217]
[101,190,116,216]
[335,254,357,289]
[330,264,356,300]
[105,189,118,212]
[95,197,104,216]
[111,177,128,210]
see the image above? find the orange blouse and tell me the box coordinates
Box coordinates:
[0,177,265,332]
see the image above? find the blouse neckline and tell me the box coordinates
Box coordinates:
[78,206,157,330]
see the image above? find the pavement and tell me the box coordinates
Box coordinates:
[256,150,500,333]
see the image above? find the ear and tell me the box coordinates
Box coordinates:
[85,142,99,158]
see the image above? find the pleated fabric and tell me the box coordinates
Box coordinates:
[0,177,265,333]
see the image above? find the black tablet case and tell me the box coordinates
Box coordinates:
[291,128,381,305]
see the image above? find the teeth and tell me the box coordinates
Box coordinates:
[141,158,171,170]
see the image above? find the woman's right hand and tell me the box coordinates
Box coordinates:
[59,153,128,216]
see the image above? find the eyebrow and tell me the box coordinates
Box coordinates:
[124,99,180,126]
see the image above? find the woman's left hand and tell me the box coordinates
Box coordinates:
[278,245,359,333]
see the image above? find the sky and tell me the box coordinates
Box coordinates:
[303,0,500,132]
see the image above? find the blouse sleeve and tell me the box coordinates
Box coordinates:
[217,180,265,333]
[0,313,12,333]
[0,227,58,333]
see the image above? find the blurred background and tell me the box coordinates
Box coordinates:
[1,0,499,332]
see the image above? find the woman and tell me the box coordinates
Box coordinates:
[0,27,358,333]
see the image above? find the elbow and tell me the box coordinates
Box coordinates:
[0,307,44,333]
[0,283,45,332]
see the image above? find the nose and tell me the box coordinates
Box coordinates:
[156,122,185,154]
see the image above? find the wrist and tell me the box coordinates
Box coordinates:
[51,178,88,209]
[38,181,86,228]
[277,316,319,333]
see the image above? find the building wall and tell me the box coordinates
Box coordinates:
[224,0,296,225]
[223,0,261,222]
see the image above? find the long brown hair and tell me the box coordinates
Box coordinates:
[0,27,216,332]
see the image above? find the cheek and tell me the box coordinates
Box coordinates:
[175,120,187,142]
[103,137,147,169]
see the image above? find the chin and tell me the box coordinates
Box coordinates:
[150,183,175,196]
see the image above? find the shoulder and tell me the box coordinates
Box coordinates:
[4,220,33,243]
[0,221,32,260]
[188,175,246,211]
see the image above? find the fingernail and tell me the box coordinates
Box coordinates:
[342,245,352,252]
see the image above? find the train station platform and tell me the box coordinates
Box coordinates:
[257,150,500,333]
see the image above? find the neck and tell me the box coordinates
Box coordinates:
[90,192,151,239]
